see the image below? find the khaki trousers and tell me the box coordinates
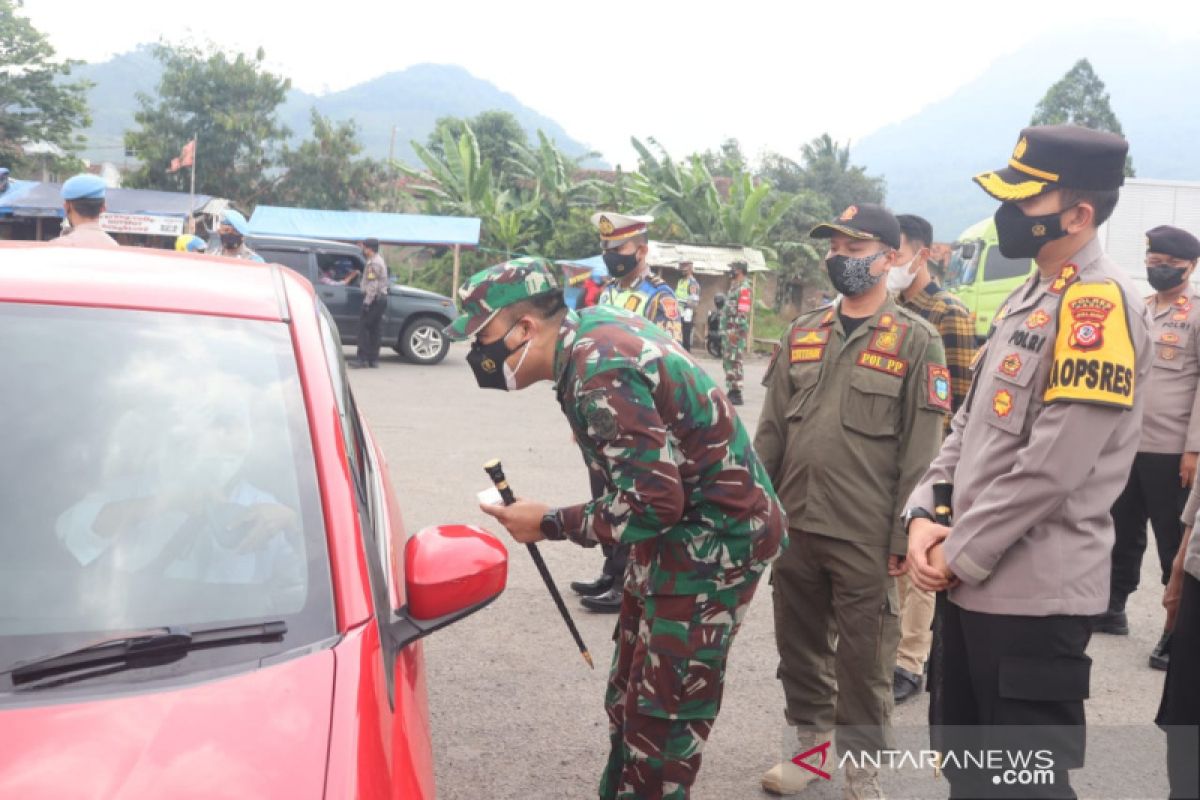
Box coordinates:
[895,572,935,674]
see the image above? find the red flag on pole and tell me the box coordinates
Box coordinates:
[169,158,182,173]
[179,139,196,168]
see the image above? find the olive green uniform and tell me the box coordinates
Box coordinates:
[755,297,948,758]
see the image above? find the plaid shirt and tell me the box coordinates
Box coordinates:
[901,282,976,416]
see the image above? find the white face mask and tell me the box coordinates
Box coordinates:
[504,336,532,391]
[887,256,918,292]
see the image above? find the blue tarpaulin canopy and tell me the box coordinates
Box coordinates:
[248,206,481,248]
[0,181,212,219]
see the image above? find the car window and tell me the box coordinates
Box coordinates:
[317,254,364,288]
[0,303,335,684]
[316,305,364,497]
[259,248,312,277]
[983,246,1033,282]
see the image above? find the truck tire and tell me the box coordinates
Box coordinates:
[399,317,450,365]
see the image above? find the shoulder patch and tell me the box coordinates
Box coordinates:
[660,296,680,320]
[926,364,952,412]
[1044,280,1136,408]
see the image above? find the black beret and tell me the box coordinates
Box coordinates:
[1147,225,1200,261]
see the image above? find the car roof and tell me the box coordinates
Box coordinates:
[0,242,297,322]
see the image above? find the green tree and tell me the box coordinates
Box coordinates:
[698,137,748,178]
[1031,58,1134,175]
[427,110,527,183]
[796,133,885,213]
[269,110,389,210]
[0,0,90,175]
[123,43,291,206]
[507,130,605,250]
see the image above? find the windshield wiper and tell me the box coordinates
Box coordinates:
[5,620,287,687]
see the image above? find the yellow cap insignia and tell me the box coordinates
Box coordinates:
[1013,137,1028,160]
[597,216,615,236]
[840,205,859,221]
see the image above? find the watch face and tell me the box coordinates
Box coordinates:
[540,513,560,537]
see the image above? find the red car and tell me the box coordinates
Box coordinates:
[0,243,507,799]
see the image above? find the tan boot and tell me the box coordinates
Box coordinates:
[761,731,834,796]
[842,765,885,800]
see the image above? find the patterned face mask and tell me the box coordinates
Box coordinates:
[825,251,885,296]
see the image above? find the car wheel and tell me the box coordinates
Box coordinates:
[400,318,450,365]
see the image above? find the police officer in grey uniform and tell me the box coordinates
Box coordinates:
[50,175,119,249]
[1161,465,1200,798]
[350,238,390,369]
[906,125,1152,798]
[1100,225,1200,673]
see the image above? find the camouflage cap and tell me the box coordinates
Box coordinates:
[445,256,560,341]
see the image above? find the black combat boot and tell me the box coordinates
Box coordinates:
[569,573,614,597]
[1091,598,1129,635]
[580,585,623,613]
[1150,630,1172,671]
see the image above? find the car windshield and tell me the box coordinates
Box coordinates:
[0,303,335,687]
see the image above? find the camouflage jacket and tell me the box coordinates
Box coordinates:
[721,278,752,332]
[553,306,787,596]
[597,272,683,342]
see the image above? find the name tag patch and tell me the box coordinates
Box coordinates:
[791,345,825,364]
[857,350,908,377]
[1008,329,1048,353]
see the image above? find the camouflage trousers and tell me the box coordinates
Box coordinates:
[721,325,748,394]
[599,580,760,800]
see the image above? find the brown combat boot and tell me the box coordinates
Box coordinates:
[761,730,834,796]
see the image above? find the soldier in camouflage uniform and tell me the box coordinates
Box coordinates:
[446,257,787,800]
[721,261,752,405]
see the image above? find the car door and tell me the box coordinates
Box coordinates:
[316,252,368,341]
[256,246,317,283]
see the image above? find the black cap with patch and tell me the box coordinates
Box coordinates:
[809,203,901,249]
[1147,225,1200,261]
[974,124,1128,202]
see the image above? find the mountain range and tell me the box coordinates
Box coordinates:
[75,28,1200,241]
[74,47,597,168]
[853,24,1200,240]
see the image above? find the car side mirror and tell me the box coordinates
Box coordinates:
[388,524,507,650]
[959,243,977,261]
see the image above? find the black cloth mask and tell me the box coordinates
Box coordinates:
[1147,265,1189,292]
[603,251,639,279]
[993,201,1073,259]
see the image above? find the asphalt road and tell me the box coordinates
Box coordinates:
[350,344,1175,800]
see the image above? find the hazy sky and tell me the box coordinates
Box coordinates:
[26,0,1199,167]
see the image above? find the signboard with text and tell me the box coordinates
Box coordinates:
[100,213,184,237]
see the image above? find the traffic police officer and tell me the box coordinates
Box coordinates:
[721,261,752,406]
[50,175,119,249]
[906,125,1152,798]
[448,257,786,800]
[676,260,701,351]
[351,238,390,369]
[571,212,684,612]
[756,203,948,799]
[211,210,264,262]
[1097,225,1200,672]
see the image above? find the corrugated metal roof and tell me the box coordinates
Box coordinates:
[0,181,213,219]
[248,206,481,247]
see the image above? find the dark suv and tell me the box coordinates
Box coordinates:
[248,235,454,365]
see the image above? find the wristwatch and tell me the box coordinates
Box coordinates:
[540,508,565,540]
[901,507,935,534]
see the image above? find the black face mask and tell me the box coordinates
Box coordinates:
[825,252,884,297]
[467,324,518,391]
[603,250,639,279]
[1147,265,1189,292]
[993,201,1075,259]
[220,232,243,250]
